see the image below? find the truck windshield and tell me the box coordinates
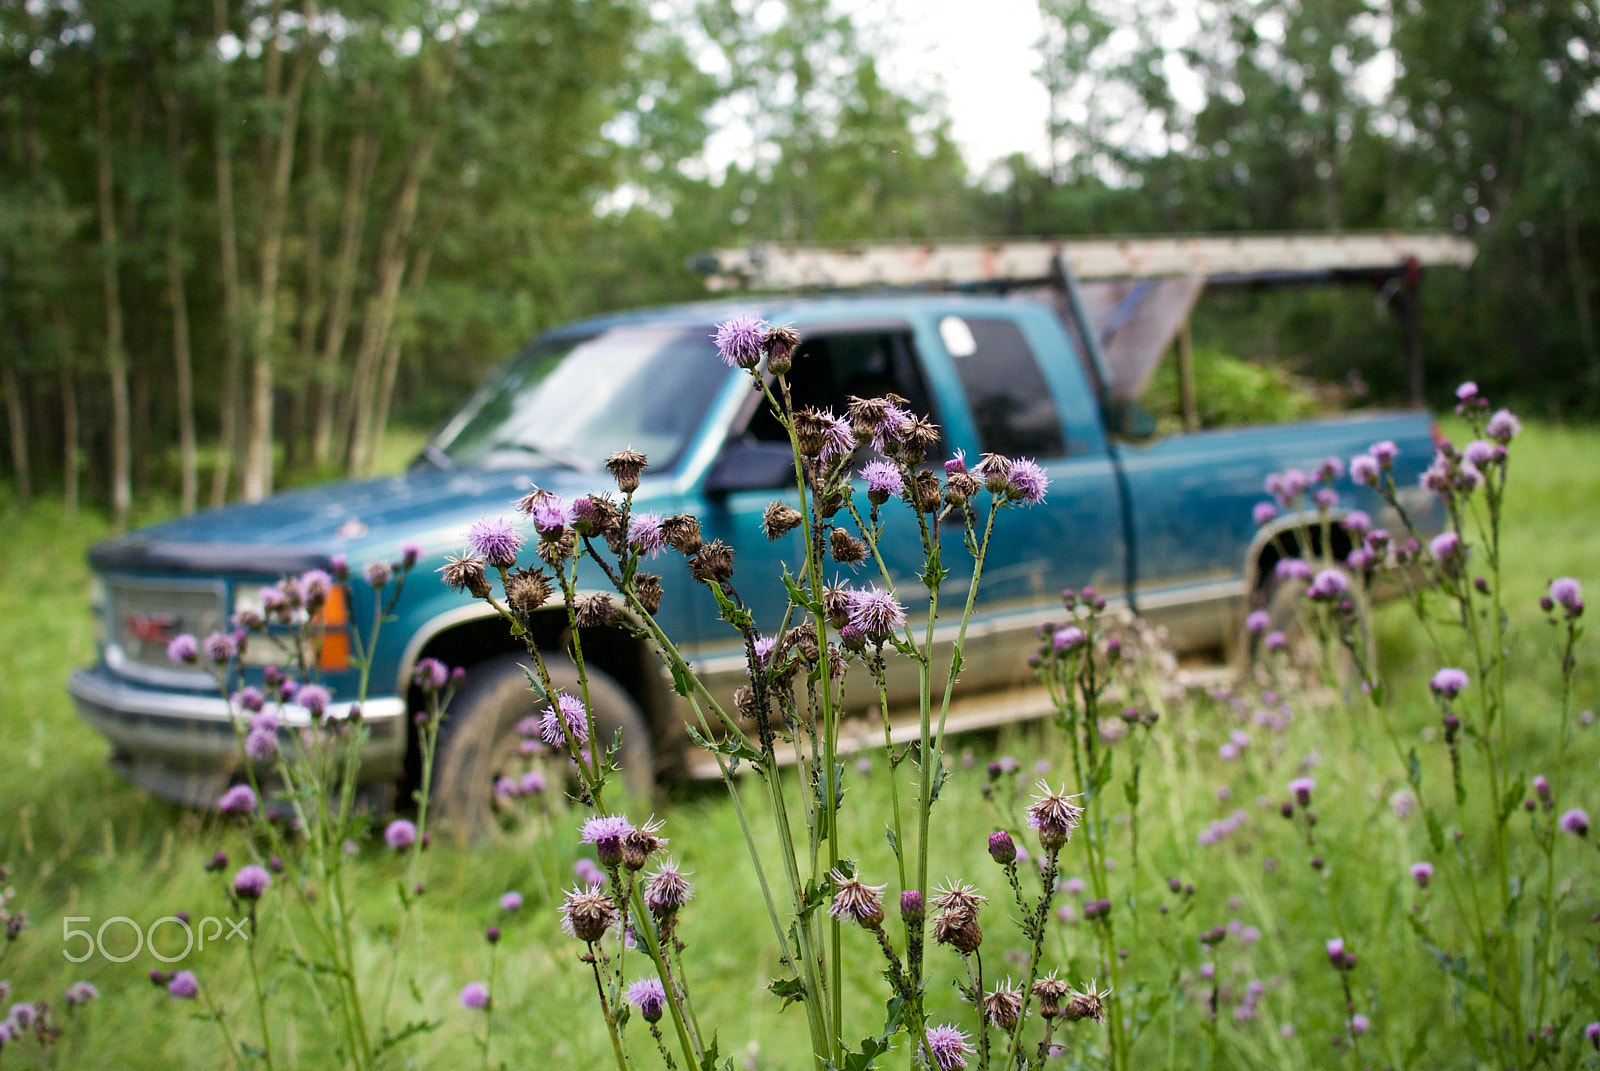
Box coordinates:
[431,324,728,472]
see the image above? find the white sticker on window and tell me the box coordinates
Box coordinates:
[938,316,977,358]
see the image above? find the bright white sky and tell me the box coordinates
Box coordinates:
[850,0,1057,174]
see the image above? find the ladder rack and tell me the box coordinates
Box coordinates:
[695,231,1477,292]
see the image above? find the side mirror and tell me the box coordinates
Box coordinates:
[1101,394,1158,441]
[704,440,797,495]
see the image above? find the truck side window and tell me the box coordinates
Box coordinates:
[946,317,1067,459]
[745,331,940,446]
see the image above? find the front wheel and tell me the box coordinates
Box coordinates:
[431,653,655,834]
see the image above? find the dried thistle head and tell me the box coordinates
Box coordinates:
[982,984,1023,1030]
[661,515,702,556]
[1063,979,1111,1023]
[762,502,804,540]
[1033,972,1072,1018]
[560,885,618,944]
[822,584,853,629]
[634,573,664,615]
[623,816,668,871]
[604,448,649,494]
[536,532,577,568]
[1026,782,1085,850]
[829,528,867,565]
[914,469,942,513]
[827,869,887,928]
[689,541,735,585]
[977,453,1013,495]
[794,407,831,458]
[933,910,983,953]
[764,323,800,375]
[505,567,554,615]
[575,593,618,629]
[440,553,492,599]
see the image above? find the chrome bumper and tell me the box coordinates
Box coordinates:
[69,667,407,809]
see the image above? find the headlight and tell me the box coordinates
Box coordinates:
[232,585,351,672]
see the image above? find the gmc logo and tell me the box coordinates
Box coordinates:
[124,612,180,645]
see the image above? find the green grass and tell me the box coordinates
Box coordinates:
[0,421,1596,1068]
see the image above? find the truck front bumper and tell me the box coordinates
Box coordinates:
[69,665,407,809]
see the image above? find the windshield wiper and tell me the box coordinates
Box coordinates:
[497,439,599,473]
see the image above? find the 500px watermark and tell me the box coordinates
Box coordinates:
[61,915,249,963]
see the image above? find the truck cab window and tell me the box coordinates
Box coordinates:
[744,330,940,446]
[945,317,1067,459]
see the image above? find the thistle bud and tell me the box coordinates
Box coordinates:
[988,830,1017,865]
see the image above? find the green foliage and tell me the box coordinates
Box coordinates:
[1141,344,1326,430]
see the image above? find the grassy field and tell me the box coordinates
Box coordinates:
[0,420,1596,1069]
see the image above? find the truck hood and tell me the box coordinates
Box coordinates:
[88,465,632,576]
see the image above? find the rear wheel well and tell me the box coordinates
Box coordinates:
[1252,521,1355,600]
[399,610,671,804]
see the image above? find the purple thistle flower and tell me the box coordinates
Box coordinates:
[1307,569,1349,601]
[530,497,575,539]
[1313,487,1339,511]
[1550,577,1583,611]
[1586,1022,1600,1047]
[1429,531,1461,562]
[233,865,271,900]
[1246,610,1270,635]
[945,450,968,475]
[1370,440,1400,468]
[400,541,422,568]
[713,314,768,369]
[1252,501,1277,526]
[1560,808,1590,836]
[500,891,524,912]
[1409,861,1433,888]
[1006,458,1049,505]
[644,861,695,914]
[459,981,490,1010]
[626,977,668,1022]
[218,784,257,814]
[363,560,393,588]
[385,819,417,850]
[1318,456,1345,483]
[165,633,200,659]
[540,692,590,747]
[628,512,667,558]
[870,405,913,452]
[467,516,525,568]
[237,686,266,713]
[1349,454,1379,486]
[1264,630,1287,652]
[1288,777,1315,807]
[922,1024,975,1071]
[520,770,546,794]
[860,459,904,501]
[1052,626,1086,652]
[1430,668,1469,698]
[819,411,855,462]
[203,631,238,664]
[752,635,777,664]
[1463,439,1495,468]
[1348,1014,1370,1036]
[1276,558,1313,582]
[63,981,98,1006]
[245,728,279,761]
[846,585,907,641]
[1486,408,1521,443]
[167,971,199,999]
[414,657,449,690]
[297,684,331,718]
[582,814,634,866]
[1342,510,1372,536]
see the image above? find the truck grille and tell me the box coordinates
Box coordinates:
[107,578,228,673]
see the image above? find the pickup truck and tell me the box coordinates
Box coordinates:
[69,291,1443,828]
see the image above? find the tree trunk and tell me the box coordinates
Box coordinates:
[1,364,31,505]
[209,0,245,507]
[164,89,198,514]
[342,126,435,475]
[364,238,435,475]
[241,0,314,501]
[94,58,132,529]
[60,364,78,521]
[287,66,326,469]
[311,123,377,465]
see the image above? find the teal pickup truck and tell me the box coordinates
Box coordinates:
[69,289,1443,825]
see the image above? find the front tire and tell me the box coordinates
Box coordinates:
[431,653,654,833]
